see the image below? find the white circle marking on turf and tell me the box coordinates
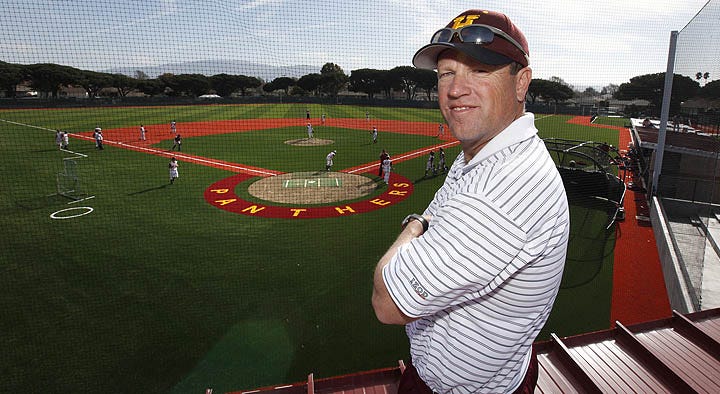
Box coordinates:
[50,206,94,220]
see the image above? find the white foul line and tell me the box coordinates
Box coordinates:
[1,118,277,177]
[347,140,459,174]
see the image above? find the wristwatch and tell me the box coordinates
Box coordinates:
[401,213,429,233]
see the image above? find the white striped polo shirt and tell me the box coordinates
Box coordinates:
[383,113,570,393]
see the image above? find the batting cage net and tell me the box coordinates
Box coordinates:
[544,138,627,229]
[1,1,716,393]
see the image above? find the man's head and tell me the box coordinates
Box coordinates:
[414,10,532,160]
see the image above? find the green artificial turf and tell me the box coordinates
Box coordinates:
[0,105,619,393]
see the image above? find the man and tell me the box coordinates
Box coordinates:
[372,9,569,394]
[438,147,448,172]
[372,126,378,143]
[171,133,182,151]
[424,150,435,177]
[61,130,69,150]
[325,150,336,171]
[140,124,146,141]
[307,122,314,139]
[55,129,63,149]
[381,156,392,185]
[168,157,179,184]
[94,127,104,150]
[378,149,390,176]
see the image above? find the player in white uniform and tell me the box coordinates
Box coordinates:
[307,123,314,139]
[94,127,104,150]
[372,126,378,143]
[170,120,176,134]
[61,131,69,150]
[325,150,336,171]
[438,147,448,172]
[169,157,179,184]
[55,129,63,149]
[139,124,146,141]
[424,151,435,176]
[382,157,392,184]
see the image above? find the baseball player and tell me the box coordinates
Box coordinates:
[372,126,378,143]
[438,147,448,172]
[307,123,314,139]
[382,157,392,185]
[55,129,63,149]
[94,127,104,150]
[61,130,69,150]
[169,157,179,184]
[170,120,176,134]
[437,123,445,137]
[326,150,336,171]
[379,149,390,176]
[424,151,435,177]
[171,134,182,151]
[139,124,146,141]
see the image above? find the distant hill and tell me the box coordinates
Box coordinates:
[106,60,319,82]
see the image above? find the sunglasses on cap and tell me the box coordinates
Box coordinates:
[431,24,528,59]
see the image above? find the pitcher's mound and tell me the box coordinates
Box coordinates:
[285,138,334,146]
[248,172,378,204]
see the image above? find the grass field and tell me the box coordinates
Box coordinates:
[0,104,620,393]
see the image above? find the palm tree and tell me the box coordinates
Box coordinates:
[696,72,710,86]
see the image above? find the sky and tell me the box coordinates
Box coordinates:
[1,0,717,90]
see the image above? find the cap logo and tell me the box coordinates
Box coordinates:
[451,14,479,29]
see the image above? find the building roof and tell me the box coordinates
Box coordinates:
[632,118,720,158]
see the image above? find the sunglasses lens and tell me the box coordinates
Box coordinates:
[459,26,494,45]
[431,29,454,43]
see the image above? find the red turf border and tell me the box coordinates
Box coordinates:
[205,172,414,219]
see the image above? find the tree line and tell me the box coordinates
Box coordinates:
[1,60,718,115]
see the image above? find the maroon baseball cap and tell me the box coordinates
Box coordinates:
[413,10,529,70]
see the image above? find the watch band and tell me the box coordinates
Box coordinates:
[402,213,429,233]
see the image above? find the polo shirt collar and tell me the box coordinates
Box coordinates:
[460,112,538,174]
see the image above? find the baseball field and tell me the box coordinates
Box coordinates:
[1,103,622,393]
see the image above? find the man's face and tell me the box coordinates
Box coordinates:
[437,50,530,159]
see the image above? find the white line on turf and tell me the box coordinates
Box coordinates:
[347,140,459,174]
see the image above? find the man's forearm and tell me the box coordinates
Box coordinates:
[371,219,425,325]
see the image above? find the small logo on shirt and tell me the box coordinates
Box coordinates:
[410,277,429,299]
